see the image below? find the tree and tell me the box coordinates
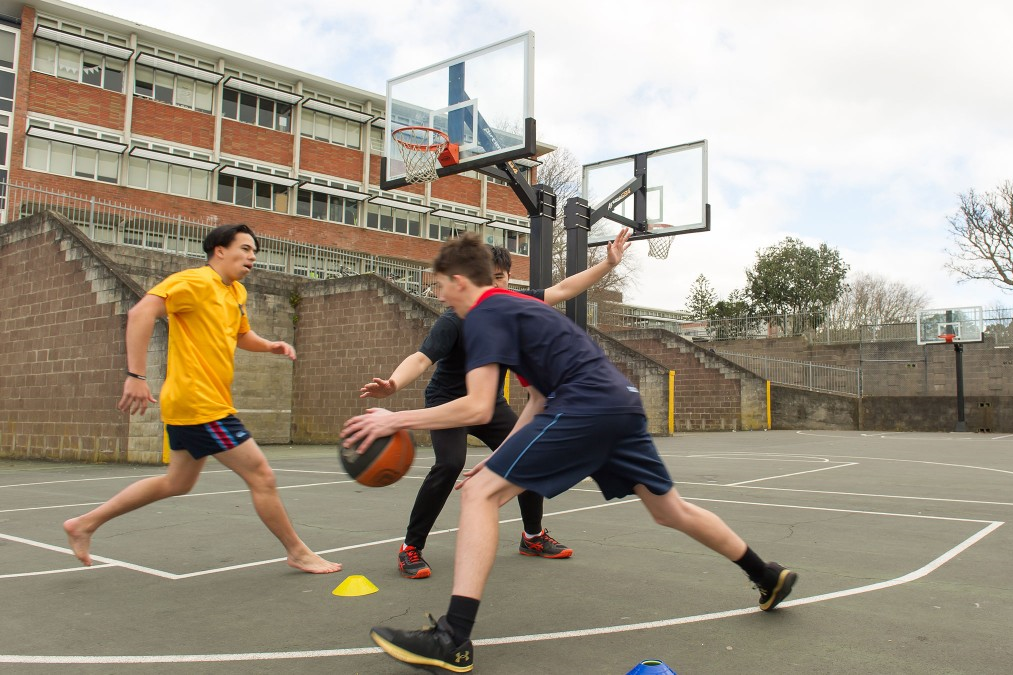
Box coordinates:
[537,147,636,305]
[685,274,718,319]
[827,272,929,326]
[745,237,849,319]
[946,181,1013,291]
[707,289,757,339]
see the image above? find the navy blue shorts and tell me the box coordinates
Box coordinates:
[166,415,252,459]
[484,412,673,500]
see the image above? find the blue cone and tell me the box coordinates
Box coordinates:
[625,659,677,675]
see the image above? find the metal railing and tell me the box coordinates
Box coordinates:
[5,178,1010,347]
[2,179,437,297]
[716,351,862,396]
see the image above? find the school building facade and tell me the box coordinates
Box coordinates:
[0,0,537,284]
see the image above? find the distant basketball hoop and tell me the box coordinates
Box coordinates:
[938,333,955,344]
[391,126,459,184]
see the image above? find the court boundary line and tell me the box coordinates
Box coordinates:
[0,517,1001,664]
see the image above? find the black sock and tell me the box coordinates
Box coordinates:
[733,547,768,583]
[445,595,480,642]
[517,490,544,535]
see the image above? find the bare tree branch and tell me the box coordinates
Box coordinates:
[945,181,1013,290]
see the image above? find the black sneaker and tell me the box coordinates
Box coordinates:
[757,562,797,611]
[397,545,431,579]
[370,614,474,672]
[519,529,573,558]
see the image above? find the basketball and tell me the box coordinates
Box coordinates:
[339,430,415,487]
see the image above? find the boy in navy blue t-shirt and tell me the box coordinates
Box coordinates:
[343,233,797,672]
[358,227,631,579]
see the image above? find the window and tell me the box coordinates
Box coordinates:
[0,30,15,69]
[135,64,214,113]
[486,218,530,255]
[222,85,294,132]
[296,180,362,225]
[300,109,361,149]
[25,133,121,183]
[126,143,214,199]
[428,213,479,242]
[366,198,423,236]
[33,40,126,93]
[0,70,14,121]
[370,125,385,153]
[216,161,293,213]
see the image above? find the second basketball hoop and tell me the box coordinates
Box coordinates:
[391,126,459,184]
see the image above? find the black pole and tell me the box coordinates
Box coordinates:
[954,341,967,432]
[564,197,590,327]
[528,185,556,290]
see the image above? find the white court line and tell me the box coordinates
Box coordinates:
[726,462,858,486]
[0,498,640,581]
[0,563,115,579]
[688,450,1013,477]
[0,518,1001,664]
[680,482,1013,508]
[0,480,357,514]
[0,532,178,579]
[0,470,230,489]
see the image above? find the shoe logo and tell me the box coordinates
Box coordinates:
[455,650,471,664]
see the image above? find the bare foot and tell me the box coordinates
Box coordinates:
[63,518,93,566]
[287,552,342,574]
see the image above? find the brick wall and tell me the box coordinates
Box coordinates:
[291,274,437,445]
[220,118,293,166]
[610,329,768,431]
[299,138,364,182]
[1,214,684,463]
[26,71,127,130]
[0,212,156,462]
[713,334,1013,397]
[131,97,216,149]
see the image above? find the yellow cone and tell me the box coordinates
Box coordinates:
[332,575,379,597]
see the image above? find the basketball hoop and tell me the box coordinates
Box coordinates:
[647,237,672,259]
[938,333,955,344]
[391,126,458,184]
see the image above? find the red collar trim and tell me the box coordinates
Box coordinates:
[471,287,538,310]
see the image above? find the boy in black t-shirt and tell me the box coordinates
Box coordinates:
[344,233,797,673]
[359,228,631,579]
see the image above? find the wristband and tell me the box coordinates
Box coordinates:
[126,371,147,381]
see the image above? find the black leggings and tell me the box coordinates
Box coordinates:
[404,399,544,549]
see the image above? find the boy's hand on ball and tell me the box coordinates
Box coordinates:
[342,408,396,453]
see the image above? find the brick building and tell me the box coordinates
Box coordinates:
[0,0,537,283]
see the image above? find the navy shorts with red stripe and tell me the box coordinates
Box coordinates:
[166,415,252,459]
[484,412,673,500]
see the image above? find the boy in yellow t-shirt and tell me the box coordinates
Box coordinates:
[63,224,341,575]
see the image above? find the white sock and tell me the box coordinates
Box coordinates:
[523,530,544,539]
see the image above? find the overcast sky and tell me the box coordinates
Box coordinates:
[69,0,1013,314]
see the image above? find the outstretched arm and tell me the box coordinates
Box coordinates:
[237,330,296,359]
[117,294,166,415]
[359,351,434,399]
[541,227,631,305]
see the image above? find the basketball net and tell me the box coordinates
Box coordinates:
[647,236,673,259]
[392,127,450,184]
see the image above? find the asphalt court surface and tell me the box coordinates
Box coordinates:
[2,431,1011,674]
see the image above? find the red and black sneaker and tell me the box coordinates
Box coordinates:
[518,529,573,559]
[398,545,432,579]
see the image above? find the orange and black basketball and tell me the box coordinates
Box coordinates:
[340,430,415,487]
